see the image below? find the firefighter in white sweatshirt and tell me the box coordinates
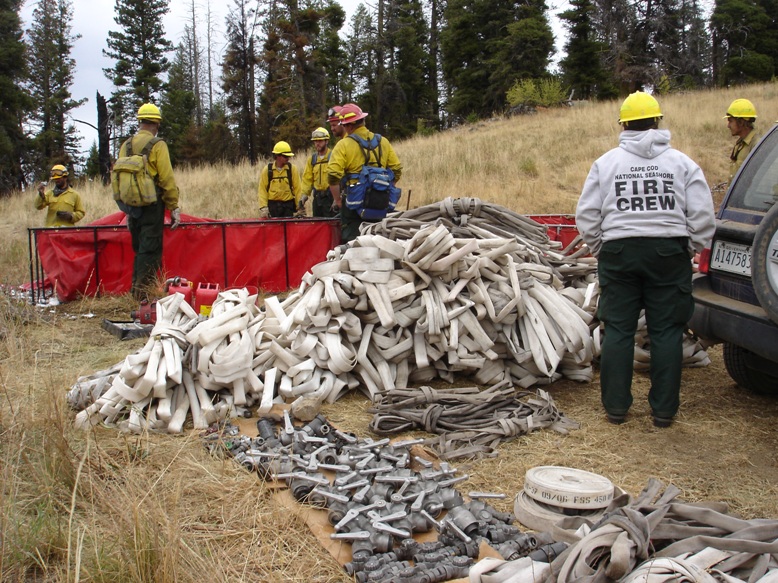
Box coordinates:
[576,91,715,428]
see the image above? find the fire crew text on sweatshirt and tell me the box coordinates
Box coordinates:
[575,129,715,257]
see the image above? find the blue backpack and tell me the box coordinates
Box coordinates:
[344,134,401,220]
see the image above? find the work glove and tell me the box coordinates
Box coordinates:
[170,208,181,229]
[294,208,306,218]
[298,194,309,212]
[37,183,46,198]
[56,210,73,222]
[259,206,270,219]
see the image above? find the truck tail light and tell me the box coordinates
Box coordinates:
[698,247,711,274]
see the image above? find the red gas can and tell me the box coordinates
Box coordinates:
[166,277,194,306]
[195,282,220,316]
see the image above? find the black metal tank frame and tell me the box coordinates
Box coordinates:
[27,217,339,305]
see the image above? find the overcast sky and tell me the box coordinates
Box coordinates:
[19,0,568,158]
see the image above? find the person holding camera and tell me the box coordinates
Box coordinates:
[35,164,85,227]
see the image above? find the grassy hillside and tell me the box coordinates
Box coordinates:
[5,82,778,284]
[2,84,778,582]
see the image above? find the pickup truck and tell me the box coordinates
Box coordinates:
[689,123,778,394]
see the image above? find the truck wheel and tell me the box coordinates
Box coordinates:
[752,203,778,325]
[723,342,778,395]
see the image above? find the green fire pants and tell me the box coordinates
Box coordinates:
[128,202,165,300]
[597,237,694,419]
[340,205,363,244]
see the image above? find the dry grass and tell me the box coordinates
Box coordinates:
[3,83,778,581]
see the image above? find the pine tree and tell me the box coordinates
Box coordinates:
[222,0,259,163]
[674,0,711,88]
[160,43,197,164]
[96,91,112,183]
[256,0,334,152]
[256,18,298,156]
[428,0,442,123]
[26,0,85,175]
[84,141,100,178]
[343,5,376,103]
[183,0,204,125]
[315,1,347,107]
[440,0,492,118]
[204,0,219,115]
[200,104,239,163]
[489,0,554,109]
[380,0,435,137]
[441,0,554,119]
[0,0,32,194]
[103,0,173,136]
[559,0,614,99]
[627,0,683,89]
[592,0,637,94]
[711,0,774,84]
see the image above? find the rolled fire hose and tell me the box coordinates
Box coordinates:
[523,466,615,510]
[514,466,617,534]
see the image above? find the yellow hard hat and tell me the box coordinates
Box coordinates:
[311,127,330,141]
[50,164,68,179]
[272,141,294,157]
[137,103,162,122]
[724,99,757,119]
[618,92,662,123]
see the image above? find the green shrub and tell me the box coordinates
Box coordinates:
[416,118,436,137]
[507,77,568,108]
[519,157,539,178]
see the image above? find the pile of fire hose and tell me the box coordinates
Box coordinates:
[472,478,778,583]
[368,383,578,460]
[68,198,710,434]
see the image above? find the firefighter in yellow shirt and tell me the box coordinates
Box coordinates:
[299,127,337,217]
[258,141,301,218]
[327,104,402,243]
[725,99,760,182]
[114,103,181,300]
[35,164,85,227]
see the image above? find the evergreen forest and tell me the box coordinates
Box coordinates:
[0,0,776,194]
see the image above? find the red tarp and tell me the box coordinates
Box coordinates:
[529,214,580,249]
[33,211,341,302]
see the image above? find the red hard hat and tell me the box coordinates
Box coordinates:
[338,103,368,124]
[327,105,343,123]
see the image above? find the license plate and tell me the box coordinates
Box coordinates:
[710,240,752,276]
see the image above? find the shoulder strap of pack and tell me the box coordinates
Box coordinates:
[122,138,134,157]
[312,152,331,166]
[140,136,161,157]
[268,162,293,190]
[348,133,383,167]
[371,134,383,167]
